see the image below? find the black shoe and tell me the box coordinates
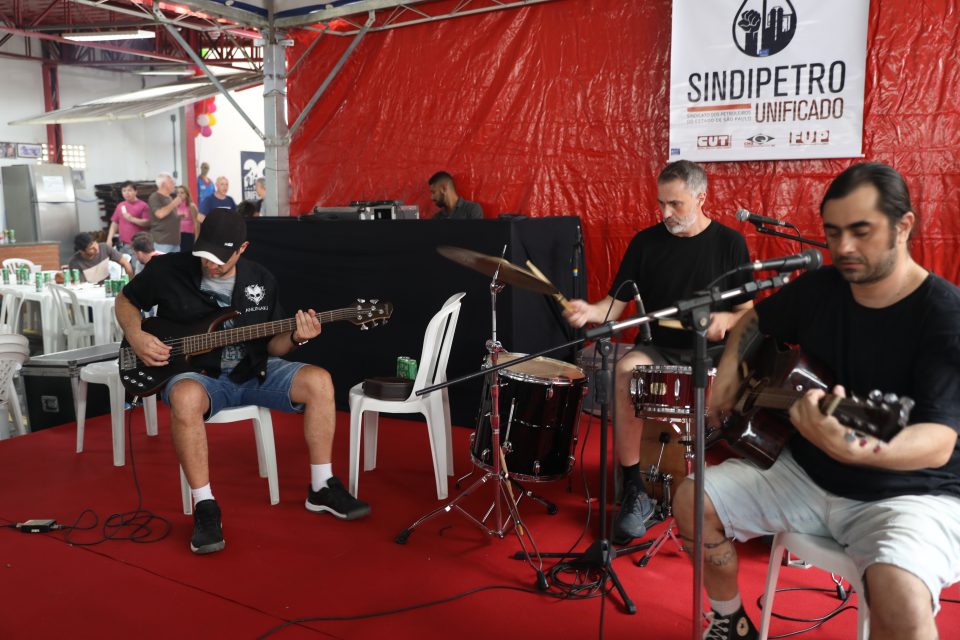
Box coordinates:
[190,499,225,555]
[305,476,371,520]
[612,482,655,545]
[703,606,758,640]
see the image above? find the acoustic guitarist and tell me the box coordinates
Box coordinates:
[116,209,371,556]
[673,162,960,640]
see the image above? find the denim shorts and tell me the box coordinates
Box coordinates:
[701,450,960,610]
[161,357,308,418]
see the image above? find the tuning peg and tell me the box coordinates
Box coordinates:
[357,298,366,304]
[360,324,369,330]
[371,299,379,304]
[883,392,899,405]
[370,321,378,327]
[868,389,882,403]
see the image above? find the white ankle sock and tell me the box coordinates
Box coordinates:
[191,483,214,505]
[709,594,742,617]
[311,463,333,492]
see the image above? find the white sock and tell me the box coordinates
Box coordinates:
[709,594,742,617]
[191,483,214,505]
[311,463,333,492]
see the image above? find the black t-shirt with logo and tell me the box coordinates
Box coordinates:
[757,267,960,500]
[122,252,284,384]
[610,221,753,348]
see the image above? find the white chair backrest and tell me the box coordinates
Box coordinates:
[108,261,122,280]
[48,284,93,330]
[0,291,24,334]
[0,335,29,405]
[411,292,465,395]
[2,258,37,271]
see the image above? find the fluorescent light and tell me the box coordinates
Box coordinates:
[137,70,194,76]
[63,29,155,42]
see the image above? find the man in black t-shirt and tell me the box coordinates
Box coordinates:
[674,163,960,640]
[116,210,371,556]
[565,160,753,545]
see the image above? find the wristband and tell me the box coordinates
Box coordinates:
[290,331,309,347]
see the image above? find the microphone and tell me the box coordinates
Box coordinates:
[631,283,653,344]
[739,248,823,273]
[736,208,791,228]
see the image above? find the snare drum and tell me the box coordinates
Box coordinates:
[471,353,587,482]
[630,364,715,418]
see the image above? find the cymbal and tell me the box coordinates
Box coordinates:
[437,246,559,295]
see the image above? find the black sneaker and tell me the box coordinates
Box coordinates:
[703,606,758,640]
[305,476,371,520]
[612,482,655,545]
[190,499,225,555]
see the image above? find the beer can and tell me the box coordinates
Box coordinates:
[35,272,43,292]
[43,272,52,283]
[406,358,418,380]
[1,269,8,284]
[71,269,80,285]
[396,356,407,379]
[7,229,14,243]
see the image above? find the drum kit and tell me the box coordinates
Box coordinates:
[396,244,713,589]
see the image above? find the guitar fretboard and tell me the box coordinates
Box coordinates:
[180,308,366,354]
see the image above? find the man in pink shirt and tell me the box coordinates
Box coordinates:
[106,181,151,265]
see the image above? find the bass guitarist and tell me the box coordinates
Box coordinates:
[116,209,371,556]
[673,163,960,640]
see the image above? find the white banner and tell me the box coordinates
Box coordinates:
[668,0,870,162]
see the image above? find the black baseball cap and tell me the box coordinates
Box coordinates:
[193,208,247,265]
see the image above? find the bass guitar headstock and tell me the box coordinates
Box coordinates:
[822,390,914,442]
[351,299,393,330]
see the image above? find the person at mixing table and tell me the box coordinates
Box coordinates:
[563,160,753,546]
[429,171,483,220]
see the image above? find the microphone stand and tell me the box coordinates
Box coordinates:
[586,274,790,633]
[753,224,828,249]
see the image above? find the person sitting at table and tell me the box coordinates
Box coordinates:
[429,171,483,220]
[131,232,164,275]
[69,232,133,284]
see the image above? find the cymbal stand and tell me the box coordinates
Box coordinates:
[395,248,547,588]
[637,418,691,567]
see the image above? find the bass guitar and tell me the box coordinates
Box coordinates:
[119,300,393,396]
[709,336,914,469]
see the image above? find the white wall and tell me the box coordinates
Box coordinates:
[193,86,265,205]
[0,51,266,232]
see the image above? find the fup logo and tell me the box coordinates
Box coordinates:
[733,0,797,58]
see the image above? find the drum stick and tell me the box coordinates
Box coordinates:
[525,260,573,312]
[498,448,524,537]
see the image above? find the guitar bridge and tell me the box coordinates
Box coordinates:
[119,347,137,371]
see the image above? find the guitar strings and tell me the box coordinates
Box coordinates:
[124,309,374,367]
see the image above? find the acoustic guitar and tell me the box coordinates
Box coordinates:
[708,336,914,469]
[118,300,393,396]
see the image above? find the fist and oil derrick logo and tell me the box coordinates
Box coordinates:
[733,0,797,57]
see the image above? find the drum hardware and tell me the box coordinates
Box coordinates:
[397,245,585,590]
[636,423,691,568]
[579,273,791,636]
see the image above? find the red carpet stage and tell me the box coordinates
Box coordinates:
[2,407,958,639]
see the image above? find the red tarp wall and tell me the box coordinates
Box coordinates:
[288,0,960,299]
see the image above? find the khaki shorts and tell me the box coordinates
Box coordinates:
[702,449,960,610]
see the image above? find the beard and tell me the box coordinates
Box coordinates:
[664,214,696,236]
[835,228,898,284]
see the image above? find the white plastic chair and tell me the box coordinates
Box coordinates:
[47,284,96,350]
[179,405,278,515]
[0,334,29,439]
[760,532,869,640]
[2,258,37,271]
[0,291,24,334]
[75,360,158,466]
[348,292,465,500]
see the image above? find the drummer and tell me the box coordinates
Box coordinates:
[564,160,753,545]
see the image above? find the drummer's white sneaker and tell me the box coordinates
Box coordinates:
[612,482,655,544]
